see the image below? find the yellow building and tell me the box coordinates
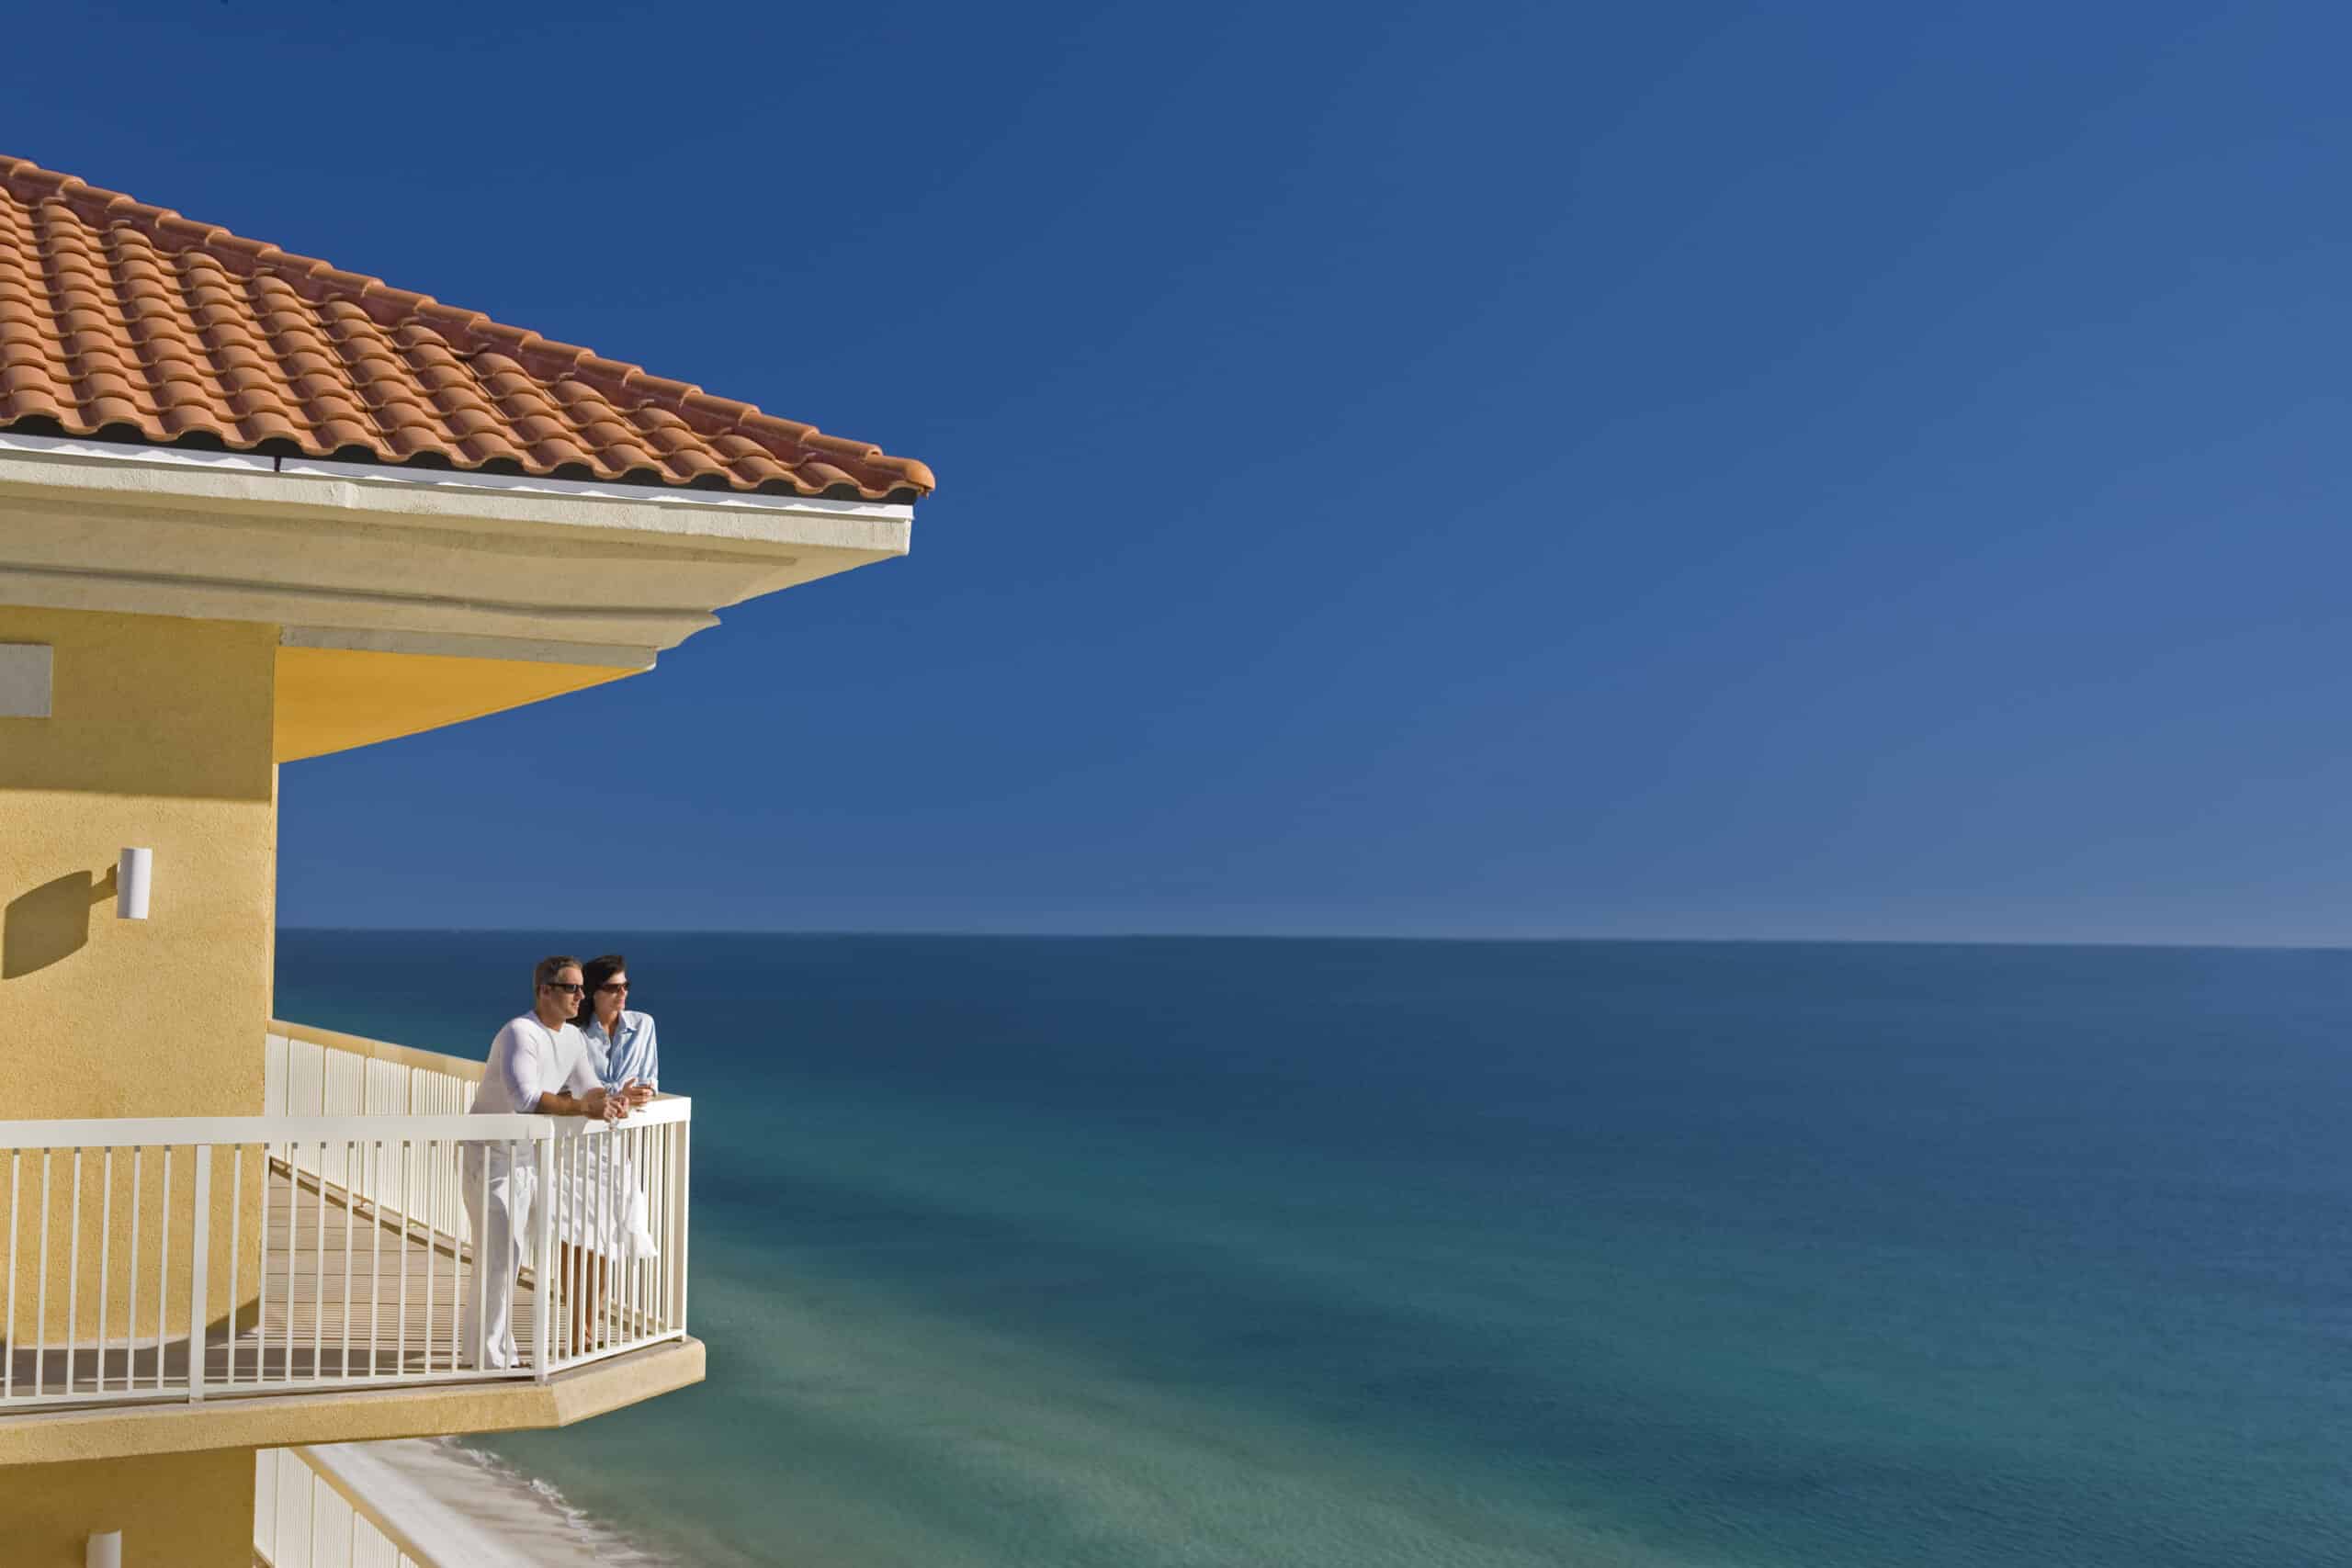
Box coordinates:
[0,154,933,1565]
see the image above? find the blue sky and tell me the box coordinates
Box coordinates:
[15,4,2352,942]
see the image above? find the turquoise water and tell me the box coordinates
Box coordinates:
[276,935,2352,1565]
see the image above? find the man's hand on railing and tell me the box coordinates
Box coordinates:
[537,1086,624,1121]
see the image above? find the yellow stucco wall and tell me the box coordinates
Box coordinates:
[0,607,277,1338]
[0,1444,254,1566]
[0,605,277,1115]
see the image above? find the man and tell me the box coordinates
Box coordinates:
[461,955,653,1369]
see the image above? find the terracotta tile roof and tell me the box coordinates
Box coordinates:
[0,156,933,502]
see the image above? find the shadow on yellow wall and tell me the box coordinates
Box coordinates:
[2,866,115,979]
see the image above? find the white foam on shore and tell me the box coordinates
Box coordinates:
[306,1437,679,1567]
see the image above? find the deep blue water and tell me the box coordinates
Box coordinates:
[275,934,2352,1566]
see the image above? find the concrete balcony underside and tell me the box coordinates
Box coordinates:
[0,1337,703,1467]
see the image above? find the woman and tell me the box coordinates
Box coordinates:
[550,953,660,1351]
[577,953,660,1094]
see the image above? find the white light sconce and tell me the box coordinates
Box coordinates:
[116,848,152,921]
[86,1529,122,1568]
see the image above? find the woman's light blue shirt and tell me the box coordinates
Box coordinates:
[581,1010,660,1091]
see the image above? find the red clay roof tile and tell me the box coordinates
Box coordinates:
[0,156,934,501]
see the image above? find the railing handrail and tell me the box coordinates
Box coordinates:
[0,1101,693,1151]
[0,1113,552,1150]
[268,1020,687,1115]
[572,1097,692,1129]
[270,1017,489,1083]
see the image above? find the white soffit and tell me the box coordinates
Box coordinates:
[0,432,917,667]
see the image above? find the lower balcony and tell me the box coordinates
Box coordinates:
[0,1022,699,1461]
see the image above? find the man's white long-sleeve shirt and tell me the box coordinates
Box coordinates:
[471,1015,598,1116]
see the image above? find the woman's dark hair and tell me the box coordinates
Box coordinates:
[574,953,628,1026]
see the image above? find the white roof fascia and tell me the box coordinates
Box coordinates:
[0,431,918,662]
[0,430,916,544]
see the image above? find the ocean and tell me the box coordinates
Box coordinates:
[273,934,2352,1566]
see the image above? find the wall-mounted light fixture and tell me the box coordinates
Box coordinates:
[86,1529,122,1568]
[116,848,152,921]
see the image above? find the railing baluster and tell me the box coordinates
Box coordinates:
[582,1127,593,1362]
[397,1141,411,1376]
[187,1145,209,1403]
[282,1138,299,1382]
[677,1119,690,1334]
[368,1140,383,1379]
[65,1147,81,1394]
[642,1123,656,1340]
[422,1141,437,1374]
[552,1132,567,1366]
[253,1145,269,1388]
[534,1134,555,1380]
[126,1148,141,1391]
[225,1146,241,1387]
[311,1140,327,1379]
[616,1126,631,1348]
[611,1127,625,1350]
[657,1122,670,1335]
[639,1128,658,1335]
[643,1123,656,1340]
[5,1150,17,1401]
[96,1149,111,1393]
[609,1124,625,1350]
[669,1121,678,1335]
[35,1149,51,1398]
[589,1127,604,1355]
[643,1124,654,1338]
[341,1137,356,1382]
[633,1123,648,1345]
[644,1120,656,1341]
[474,1142,491,1371]
[550,1135,563,1367]
[156,1146,172,1393]
[662,1122,674,1334]
[570,1129,584,1363]
[447,1137,461,1374]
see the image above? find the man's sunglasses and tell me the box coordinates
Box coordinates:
[542,981,585,995]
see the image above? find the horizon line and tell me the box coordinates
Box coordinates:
[273,927,2352,954]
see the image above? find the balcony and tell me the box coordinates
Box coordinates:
[0,1023,699,1461]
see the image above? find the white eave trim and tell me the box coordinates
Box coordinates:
[0,428,918,663]
[0,431,277,473]
[278,454,916,523]
[0,430,918,524]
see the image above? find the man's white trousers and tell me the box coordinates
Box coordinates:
[459,1147,535,1371]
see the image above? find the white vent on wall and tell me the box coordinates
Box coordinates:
[0,643,51,717]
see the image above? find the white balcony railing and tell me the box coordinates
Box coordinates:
[0,1024,689,1414]
[256,1445,443,1568]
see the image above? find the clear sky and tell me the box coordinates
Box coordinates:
[14,4,2350,942]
